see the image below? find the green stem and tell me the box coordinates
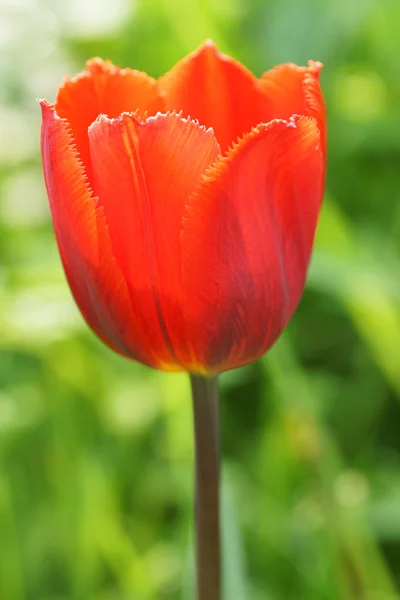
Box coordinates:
[190,374,221,600]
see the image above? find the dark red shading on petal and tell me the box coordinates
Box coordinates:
[55,59,165,184]
[259,61,326,153]
[88,112,220,370]
[181,116,324,373]
[40,100,171,369]
[158,41,271,153]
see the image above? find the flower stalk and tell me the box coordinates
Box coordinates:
[190,374,221,600]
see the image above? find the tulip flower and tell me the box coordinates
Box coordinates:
[40,41,325,376]
[40,41,326,600]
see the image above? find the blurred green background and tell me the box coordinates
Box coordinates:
[1,0,400,598]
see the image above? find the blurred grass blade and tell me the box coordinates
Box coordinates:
[222,472,248,600]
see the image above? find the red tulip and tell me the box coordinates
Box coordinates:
[40,41,326,374]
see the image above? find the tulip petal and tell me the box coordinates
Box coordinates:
[40,100,168,368]
[55,59,165,185]
[88,111,221,370]
[158,41,271,152]
[182,116,324,373]
[259,61,326,152]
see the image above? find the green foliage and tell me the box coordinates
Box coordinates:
[1,0,400,597]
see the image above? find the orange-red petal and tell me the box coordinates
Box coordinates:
[158,41,271,152]
[259,61,326,153]
[40,100,170,368]
[55,59,165,185]
[181,116,324,373]
[88,112,220,370]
